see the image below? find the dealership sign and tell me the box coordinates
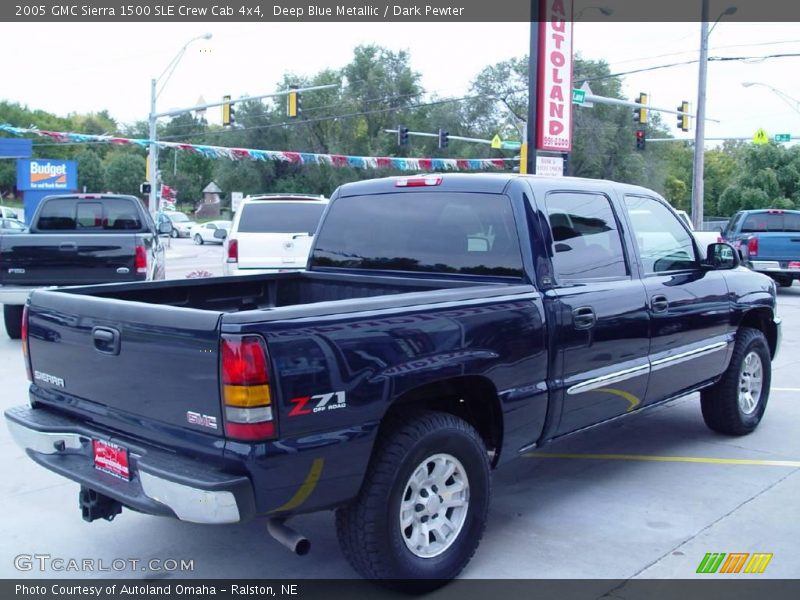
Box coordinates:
[536,0,574,152]
[16,159,77,191]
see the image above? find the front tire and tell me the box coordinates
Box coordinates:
[194,234,204,245]
[701,327,771,435]
[170,228,179,239]
[336,411,490,590]
[4,304,23,340]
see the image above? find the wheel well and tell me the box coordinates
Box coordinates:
[380,376,503,465]
[740,308,778,357]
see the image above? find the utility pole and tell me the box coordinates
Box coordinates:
[148,78,158,214]
[525,0,540,175]
[691,0,710,231]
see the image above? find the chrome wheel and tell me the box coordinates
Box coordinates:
[738,351,763,415]
[399,453,469,558]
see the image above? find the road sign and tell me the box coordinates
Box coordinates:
[753,128,770,145]
[491,135,502,149]
[501,141,522,150]
[579,82,594,107]
[774,133,791,143]
[572,89,586,105]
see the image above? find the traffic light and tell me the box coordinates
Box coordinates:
[635,129,646,151]
[222,95,235,127]
[438,128,449,149]
[287,85,301,118]
[633,92,648,124]
[140,182,151,195]
[677,101,690,132]
[397,125,409,146]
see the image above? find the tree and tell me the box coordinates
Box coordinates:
[75,149,105,192]
[104,153,145,196]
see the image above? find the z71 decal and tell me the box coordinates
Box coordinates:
[289,392,347,417]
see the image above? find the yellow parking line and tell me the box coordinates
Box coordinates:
[522,452,800,468]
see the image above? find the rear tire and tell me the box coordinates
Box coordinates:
[336,411,490,591]
[194,234,204,245]
[4,305,23,340]
[772,275,793,288]
[701,327,771,435]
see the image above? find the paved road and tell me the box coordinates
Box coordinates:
[0,264,798,582]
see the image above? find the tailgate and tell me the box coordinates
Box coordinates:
[752,233,800,261]
[238,232,313,270]
[1,234,139,286]
[26,289,224,438]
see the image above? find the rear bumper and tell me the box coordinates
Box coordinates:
[750,261,800,277]
[4,405,255,524]
[0,286,42,305]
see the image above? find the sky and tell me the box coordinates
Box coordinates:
[1,21,799,147]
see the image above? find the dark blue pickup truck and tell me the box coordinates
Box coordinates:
[5,174,781,587]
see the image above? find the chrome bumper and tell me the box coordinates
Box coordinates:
[5,406,254,525]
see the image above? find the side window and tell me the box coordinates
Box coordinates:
[624,195,698,274]
[544,192,628,282]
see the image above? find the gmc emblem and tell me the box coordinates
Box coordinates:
[186,411,218,430]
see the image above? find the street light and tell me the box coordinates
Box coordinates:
[691,2,736,230]
[147,33,213,214]
[742,82,800,115]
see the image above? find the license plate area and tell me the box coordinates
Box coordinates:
[92,439,130,480]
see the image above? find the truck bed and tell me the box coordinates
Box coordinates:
[50,270,505,313]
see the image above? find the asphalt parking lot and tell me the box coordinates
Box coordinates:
[1,250,798,581]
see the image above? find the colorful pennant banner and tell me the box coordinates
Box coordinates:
[0,124,516,172]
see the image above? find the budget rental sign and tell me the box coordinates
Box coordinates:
[16,159,77,191]
[536,0,574,152]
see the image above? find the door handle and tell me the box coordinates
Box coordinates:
[651,295,669,313]
[92,326,121,355]
[58,242,77,251]
[572,306,596,330]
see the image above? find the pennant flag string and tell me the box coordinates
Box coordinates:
[0,124,517,172]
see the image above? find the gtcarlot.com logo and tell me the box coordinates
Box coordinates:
[696,552,773,574]
[14,554,194,573]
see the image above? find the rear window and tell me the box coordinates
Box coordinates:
[36,198,143,231]
[310,192,523,278]
[741,212,800,233]
[238,202,326,234]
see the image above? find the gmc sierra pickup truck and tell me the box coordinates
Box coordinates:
[5,174,780,588]
[0,194,170,339]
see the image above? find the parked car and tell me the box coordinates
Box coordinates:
[0,193,169,339]
[190,220,231,245]
[0,206,20,220]
[722,208,800,287]
[156,210,196,238]
[223,194,328,275]
[0,217,27,234]
[5,174,780,587]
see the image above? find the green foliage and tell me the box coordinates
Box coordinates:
[75,149,105,192]
[104,153,145,196]
[718,144,799,215]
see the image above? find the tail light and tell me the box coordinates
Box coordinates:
[220,334,275,441]
[135,244,147,274]
[227,239,238,263]
[21,305,31,382]
[396,176,442,187]
[748,237,759,257]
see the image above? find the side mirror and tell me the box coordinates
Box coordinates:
[704,242,739,270]
[158,221,173,235]
[214,228,227,240]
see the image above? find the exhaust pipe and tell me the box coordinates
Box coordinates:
[266,518,310,556]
